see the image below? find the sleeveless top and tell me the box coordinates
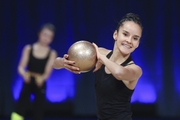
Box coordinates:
[27,46,51,74]
[95,51,134,120]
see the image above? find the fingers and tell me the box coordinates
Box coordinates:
[93,64,101,72]
[65,66,80,74]
[63,58,75,65]
[92,43,99,52]
[24,76,30,83]
[63,54,76,65]
[36,82,43,88]
[62,54,80,74]
[64,54,69,59]
[64,64,79,71]
[66,68,81,74]
[35,78,44,88]
[24,79,30,83]
[92,43,100,60]
[93,61,102,72]
[93,68,98,72]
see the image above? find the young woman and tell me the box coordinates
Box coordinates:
[11,24,57,120]
[53,13,143,120]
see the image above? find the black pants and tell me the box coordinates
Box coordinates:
[14,76,46,120]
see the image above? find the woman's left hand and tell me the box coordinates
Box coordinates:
[92,43,105,72]
[35,75,45,88]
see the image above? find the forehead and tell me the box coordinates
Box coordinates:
[120,21,142,37]
[41,28,54,34]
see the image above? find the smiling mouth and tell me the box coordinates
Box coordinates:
[122,43,132,49]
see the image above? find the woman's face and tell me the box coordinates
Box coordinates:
[113,21,142,55]
[38,28,54,46]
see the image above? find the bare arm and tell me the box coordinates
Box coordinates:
[100,55,142,81]
[53,57,65,69]
[18,45,31,82]
[93,47,111,72]
[53,54,80,74]
[93,43,142,81]
[41,50,57,81]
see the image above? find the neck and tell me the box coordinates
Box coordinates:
[110,43,130,64]
[36,41,48,47]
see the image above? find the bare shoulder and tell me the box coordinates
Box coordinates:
[98,47,111,56]
[50,49,57,57]
[23,44,31,52]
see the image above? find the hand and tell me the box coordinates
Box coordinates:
[62,54,81,74]
[93,61,102,72]
[23,72,30,83]
[35,75,44,88]
[92,43,104,72]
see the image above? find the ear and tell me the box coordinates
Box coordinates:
[113,30,118,41]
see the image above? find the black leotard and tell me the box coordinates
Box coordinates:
[27,46,51,74]
[95,51,134,120]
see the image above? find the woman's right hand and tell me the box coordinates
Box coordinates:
[55,54,80,74]
[23,72,30,83]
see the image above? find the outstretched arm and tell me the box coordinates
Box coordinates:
[53,54,80,74]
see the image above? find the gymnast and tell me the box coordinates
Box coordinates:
[53,13,143,120]
[11,23,57,120]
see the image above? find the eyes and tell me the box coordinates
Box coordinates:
[122,32,139,41]
[123,33,128,36]
[133,37,138,40]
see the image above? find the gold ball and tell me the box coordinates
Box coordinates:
[68,40,97,73]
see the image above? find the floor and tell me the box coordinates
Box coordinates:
[1,118,180,120]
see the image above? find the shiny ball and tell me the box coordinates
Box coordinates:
[68,40,97,73]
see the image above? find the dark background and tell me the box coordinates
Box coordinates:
[0,0,180,119]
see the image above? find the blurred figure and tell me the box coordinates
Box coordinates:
[11,23,57,120]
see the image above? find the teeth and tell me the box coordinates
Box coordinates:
[123,44,131,49]
[125,45,130,48]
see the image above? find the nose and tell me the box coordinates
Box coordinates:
[126,37,132,43]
